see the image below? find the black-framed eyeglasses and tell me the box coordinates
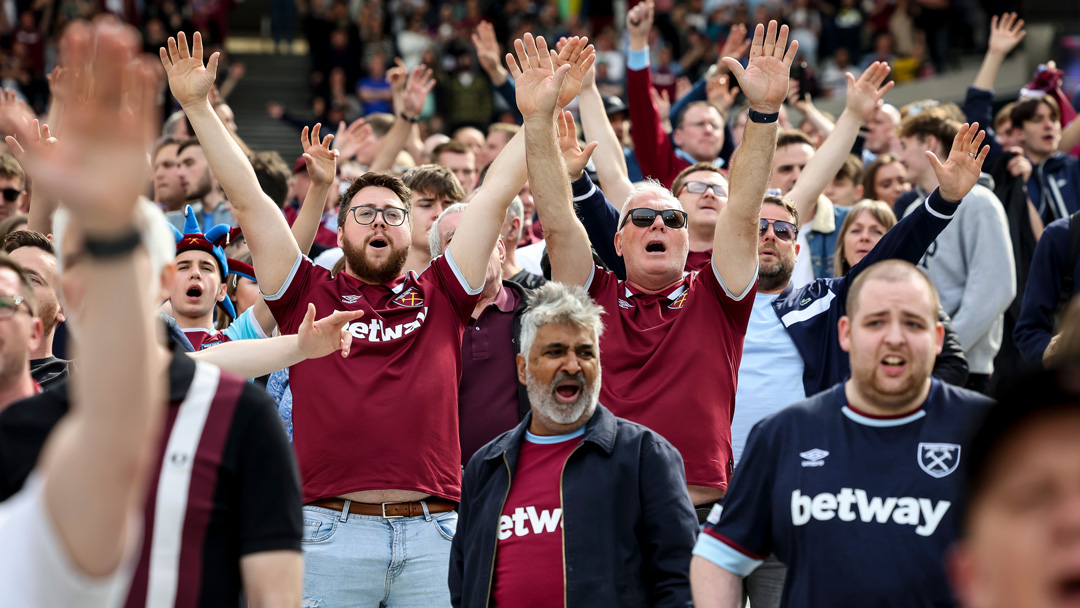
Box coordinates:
[1,188,23,203]
[0,294,30,318]
[619,208,689,230]
[759,218,798,242]
[348,205,409,226]
[680,181,727,198]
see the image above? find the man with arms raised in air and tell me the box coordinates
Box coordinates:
[160,29,577,606]
[529,20,796,513]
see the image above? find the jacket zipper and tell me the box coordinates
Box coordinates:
[485,453,513,608]
[559,442,584,608]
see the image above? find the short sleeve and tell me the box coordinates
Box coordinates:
[262,253,312,334]
[222,308,269,342]
[693,420,776,577]
[695,260,757,331]
[424,251,484,324]
[584,264,615,298]
[234,385,303,555]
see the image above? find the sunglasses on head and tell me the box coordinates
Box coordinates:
[760,218,798,242]
[1,188,22,203]
[619,208,689,230]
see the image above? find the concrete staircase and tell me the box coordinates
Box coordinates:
[226,48,313,162]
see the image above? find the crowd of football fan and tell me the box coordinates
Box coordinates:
[0,3,1079,608]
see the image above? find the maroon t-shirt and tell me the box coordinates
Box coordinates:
[459,284,522,466]
[585,262,755,492]
[181,328,232,351]
[491,432,581,607]
[685,250,712,272]
[265,252,481,502]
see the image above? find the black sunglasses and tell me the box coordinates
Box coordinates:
[619,208,689,230]
[1,188,22,203]
[759,218,798,242]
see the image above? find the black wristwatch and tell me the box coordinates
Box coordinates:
[83,230,143,259]
[400,112,419,124]
[748,108,780,124]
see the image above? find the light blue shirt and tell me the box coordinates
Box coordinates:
[731,292,806,466]
[222,307,267,342]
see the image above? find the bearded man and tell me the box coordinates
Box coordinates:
[449,282,699,608]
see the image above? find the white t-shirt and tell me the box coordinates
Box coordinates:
[517,240,546,276]
[0,476,135,607]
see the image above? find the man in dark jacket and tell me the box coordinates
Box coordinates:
[449,282,698,608]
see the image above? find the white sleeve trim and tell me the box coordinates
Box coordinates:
[572,181,597,202]
[923,195,956,220]
[444,249,484,296]
[261,253,304,302]
[583,264,597,292]
[712,259,757,302]
[692,533,763,578]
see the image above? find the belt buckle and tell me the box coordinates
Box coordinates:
[381,502,406,519]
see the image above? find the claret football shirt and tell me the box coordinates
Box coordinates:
[265,251,481,502]
[584,260,755,492]
[694,379,992,607]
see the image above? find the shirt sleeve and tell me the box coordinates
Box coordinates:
[693,421,776,577]
[697,260,757,332]
[222,308,269,342]
[234,384,303,555]
[424,251,484,324]
[261,253,315,334]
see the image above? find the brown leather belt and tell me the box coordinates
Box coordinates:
[307,497,456,519]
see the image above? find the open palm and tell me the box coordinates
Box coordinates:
[723,21,797,113]
[301,123,338,186]
[159,31,219,108]
[554,36,596,108]
[929,122,990,202]
[507,33,570,120]
[846,61,895,123]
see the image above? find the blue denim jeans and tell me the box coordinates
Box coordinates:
[301,502,457,608]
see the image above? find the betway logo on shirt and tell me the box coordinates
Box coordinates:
[791,488,950,537]
[342,307,428,343]
[498,506,563,540]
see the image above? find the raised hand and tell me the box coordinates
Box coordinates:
[723,21,798,114]
[928,122,990,202]
[44,22,161,234]
[649,86,672,124]
[296,303,364,360]
[5,119,57,182]
[472,21,504,77]
[707,75,739,114]
[46,66,75,104]
[333,117,372,162]
[159,31,220,108]
[845,61,895,124]
[403,63,435,118]
[301,123,338,186]
[556,110,598,179]
[627,1,654,50]
[0,88,35,143]
[507,33,571,121]
[553,36,596,108]
[716,24,750,75]
[386,57,408,93]
[988,12,1025,56]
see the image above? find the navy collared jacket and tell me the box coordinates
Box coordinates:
[774,189,960,395]
[449,405,697,608]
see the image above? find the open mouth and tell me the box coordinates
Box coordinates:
[186,285,203,301]
[553,379,583,404]
[882,355,907,371]
[645,240,666,253]
[369,236,388,250]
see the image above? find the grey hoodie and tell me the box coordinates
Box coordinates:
[902,182,1016,374]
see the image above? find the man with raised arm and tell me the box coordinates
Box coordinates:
[526,22,797,512]
[160,30,546,606]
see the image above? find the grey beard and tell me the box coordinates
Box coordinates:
[525,369,601,427]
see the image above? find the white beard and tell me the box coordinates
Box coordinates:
[525,368,601,427]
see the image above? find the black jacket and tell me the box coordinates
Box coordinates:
[449,405,697,608]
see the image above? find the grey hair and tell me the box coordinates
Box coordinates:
[616,179,684,231]
[53,198,177,288]
[519,282,605,357]
[428,202,469,259]
[506,195,524,243]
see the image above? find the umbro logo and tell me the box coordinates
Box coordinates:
[618,299,633,309]
[800,448,829,467]
[342,295,361,304]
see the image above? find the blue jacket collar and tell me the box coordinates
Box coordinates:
[485,403,617,461]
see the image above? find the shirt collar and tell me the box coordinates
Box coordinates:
[623,273,691,301]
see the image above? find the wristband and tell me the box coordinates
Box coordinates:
[748,108,779,124]
[400,112,419,124]
[83,230,142,259]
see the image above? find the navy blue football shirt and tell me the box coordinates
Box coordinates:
[693,379,993,607]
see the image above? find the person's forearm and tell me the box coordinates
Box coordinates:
[724,118,777,227]
[787,110,861,222]
[190,334,305,378]
[292,182,331,255]
[689,557,744,608]
[1059,116,1080,153]
[801,102,836,136]
[579,83,633,209]
[26,189,57,235]
[183,100,267,215]
[972,51,1005,92]
[369,116,412,173]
